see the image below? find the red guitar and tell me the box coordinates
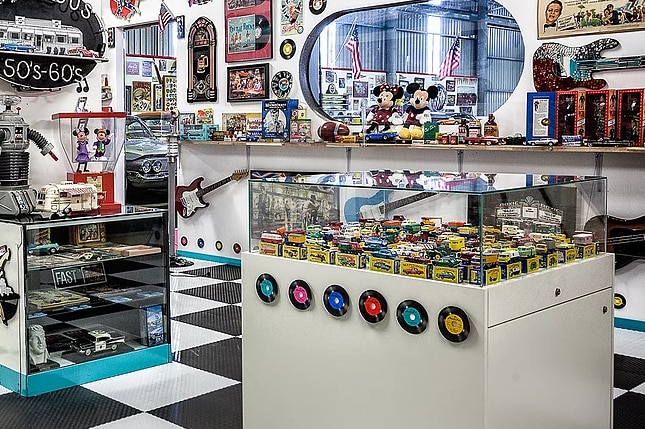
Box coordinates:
[533,38,645,91]
[175,170,248,218]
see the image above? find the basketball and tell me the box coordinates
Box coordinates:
[317,121,350,142]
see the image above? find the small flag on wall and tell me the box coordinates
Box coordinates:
[344,27,362,79]
[159,0,175,31]
[438,37,461,80]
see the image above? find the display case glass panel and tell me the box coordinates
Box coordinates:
[7,209,169,376]
[248,171,607,286]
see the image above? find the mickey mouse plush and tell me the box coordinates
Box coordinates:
[398,83,438,140]
[365,84,404,134]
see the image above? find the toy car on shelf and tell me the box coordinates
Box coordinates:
[27,243,60,255]
[70,329,126,356]
[464,136,504,145]
[503,134,526,145]
[525,138,558,147]
[364,131,398,142]
[584,138,632,147]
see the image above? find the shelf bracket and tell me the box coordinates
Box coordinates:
[457,149,464,174]
[594,152,603,176]
[346,147,352,173]
[246,145,251,173]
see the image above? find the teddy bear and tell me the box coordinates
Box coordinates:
[397,83,439,140]
[365,83,404,134]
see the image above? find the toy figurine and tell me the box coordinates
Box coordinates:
[93,128,111,160]
[28,324,50,366]
[73,127,91,172]
[365,84,404,134]
[398,83,438,140]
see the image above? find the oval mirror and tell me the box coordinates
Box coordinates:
[300,0,524,125]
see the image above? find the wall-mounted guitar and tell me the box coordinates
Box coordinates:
[344,190,437,223]
[584,214,645,270]
[176,169,248,218]
[533,38,645,91]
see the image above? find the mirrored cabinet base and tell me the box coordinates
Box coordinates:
[0,209,170,396]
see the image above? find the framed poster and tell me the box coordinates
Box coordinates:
[227,63,269,102]
[352,81,368,98]
[225,0,273,62]
[153,84,163,111]
[280,0,304,36]
[163,75,177,111]
[537,0,645,39]
[131,81,152,112]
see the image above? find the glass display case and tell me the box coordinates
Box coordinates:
[248,171,607,286]
[0,209,170,396]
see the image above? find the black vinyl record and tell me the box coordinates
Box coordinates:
[256,273,278,304]
[323,285,350,317]
[615,293,626,309]
[255,15,271,50]
[358,290,387,324]
[271,70,293,98]
[289,280,313,310]
[309,0,327,15]
[437,306,470,343]
[280,39,296,60]
[396,300,428,334]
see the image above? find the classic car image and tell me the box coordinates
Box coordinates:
[71,329,125,356]
[66,47,99,58]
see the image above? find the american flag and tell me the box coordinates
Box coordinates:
[344,28,363,79]
[438,37,461,80]
[158,1,175,31]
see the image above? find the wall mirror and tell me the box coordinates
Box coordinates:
[300,0,524,125]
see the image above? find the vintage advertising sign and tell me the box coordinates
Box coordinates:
[538,0,645,39]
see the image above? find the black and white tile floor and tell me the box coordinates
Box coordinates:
[1,258,645,428]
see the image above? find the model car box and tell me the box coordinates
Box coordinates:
[433,266,461,284]
[369,256,399,274]
[526,91,556,141]
[617,88,645,146]
[468,266,501,285]
[308,248,336,265]
[500,261,522,280]
[282,244,307,260]
[546,252,559,269]
[584,89,617,141]
[557,246,577,264]
[400,260,431,279]
[521,256,541,274]
[259,242,282,257]
[335,252,366,269]
[555,90,585,140]
[577,243,597,259]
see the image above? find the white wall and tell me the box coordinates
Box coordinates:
[92,1,645,320]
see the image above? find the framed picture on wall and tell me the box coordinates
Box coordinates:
[163,75,177,111]
[227,63,269,102]
[153,84,163,111]
[225,0,273,62]
[131,81,152,112]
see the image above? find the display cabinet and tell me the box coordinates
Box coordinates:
[0,209,170,396]
[243,171,613,429]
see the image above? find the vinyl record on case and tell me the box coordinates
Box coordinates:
[396,300,428,334]
[358,290,387,324]
[437,306,470,343]
[323,285,350,317]
[271,70,293,99]
[615,293,626,309]
[280,39,296,60]
[289,280,313,310]
[309,0,327,15]
[255,15,271,50]
[256,273,278,304]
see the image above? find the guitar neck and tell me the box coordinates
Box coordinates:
[578,55,645,72]
[197,176,232,198]
[383,192,436,212]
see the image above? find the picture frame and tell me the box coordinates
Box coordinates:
[131,81,152,112]
[162,75,177,111]
[179,112,196,125]
[153,84,163,111]
[70,223,106,246]
[352,81,368,98]
[227,63,269,102]
[225,0,273,63]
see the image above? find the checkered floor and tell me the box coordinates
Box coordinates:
[2,258,645,428]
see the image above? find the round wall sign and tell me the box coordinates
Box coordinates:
[280,39,296,60]
[271,71,293,99]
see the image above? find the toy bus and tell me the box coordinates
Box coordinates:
[35,181,99,216]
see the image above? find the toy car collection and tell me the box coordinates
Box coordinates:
[257,216,599,285]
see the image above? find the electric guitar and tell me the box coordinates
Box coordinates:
[533,38,645,92]
[584,214,645,270]
[175,170,248,218]
[343,190,437,223]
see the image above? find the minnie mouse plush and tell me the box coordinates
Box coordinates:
[398,83,438,140]
[365,84,404,134]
